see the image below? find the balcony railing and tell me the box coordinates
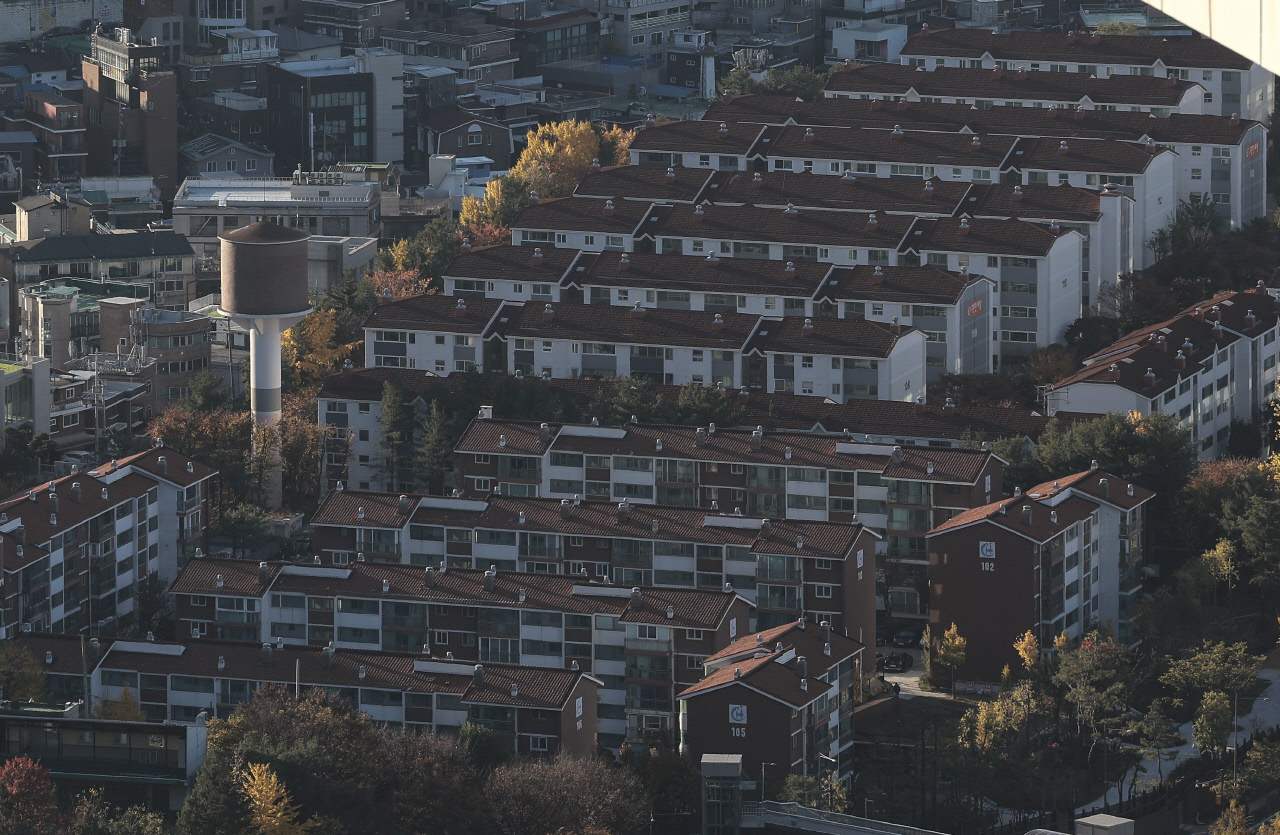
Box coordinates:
[623,637,668,653]
[757,566,801,583]
[624,666,671,682]
[625,696,670,711]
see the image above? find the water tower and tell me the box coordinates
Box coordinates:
[218,221,312,508]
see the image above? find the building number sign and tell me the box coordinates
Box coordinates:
[729,704,747,736]
[979,541,996,572]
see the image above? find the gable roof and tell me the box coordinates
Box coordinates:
[899,28,1253,70]
[574,164,713,203]
[362,294,505,334]
[492,300,761,350]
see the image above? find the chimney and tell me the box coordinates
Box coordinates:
[216,574,225,589]
[695,427,707,447]
[1058,140,1070,155]
[750,426,764,451]
[868,213,878,227]
[821,620,831,642]
[474,664,484,685]
[1175,350,1187,369]
[1021,505,1033,526]
[1157,335,1167,352]
[890,316,902,335]
[539,423,552,445]
[603,199,615,217]
[71,482,81,503]
[258,561,270,585]
[382,579,391,594]
[425,566,436,587]
[1231,113,1241,126]
[261,642,273,666]
[461,237,472,253]
[631,587,642,607]
[666,604,675,620]
[891,124,904,138]
[923,180,934,197]
[1127,483,1134,497]
[1245,310,1257,330]
[1012,185,1024,202]
[359,665,366,680]
[784,202,799,217]
[665,166,676,182]
[1213,321,1225,341]
[323,643,335,668]
[531,248,544,266]
[453,298,468,318]
[1194,306,1205,321]
[1099,478,1109,498]
[157,455,167,476]
[528,191,539,206]
[944,397,956,416]
[618,253,630,271]
[483,567,496,591]
[629,301,646,318]
[760,519,772,538]
[1143,367,1156,388]
[398,494,412,515]
[890,445,903,465]
[784,261,796,277]
[971,135,982,149]
[47,492,57,514]
[617,500,631,523]
[796,655,807,679]
[751,172,763,189]
[499,434,507,448]
[541,303,555,322]
[958,218,970,236]
[734,668,742,679]
[801,318,815,337]
[717,122,729,134]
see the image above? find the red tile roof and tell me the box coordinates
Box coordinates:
[958,182,1105,222]
[904,215,1069,257]
[311,489,418,529]
[363,293,505,334]
[678,650,816,708]
[931,493,1097,540]
[574,164,714,203]
[492,300,761,350]
[96,447,217,487]
[761,124,1017,169]
[443,244,583,283]
[746,314,911,359]
[899,28,1253,70]
[653,203,913,249]
[171,556,279,596]
[629,119,766,154]
[1007,135,1168,174]
[1025,469,1154,510]
[318,367,446,401]
[706,171,971,215]
[570,249,833,297]
[511,196,657,236]
[705,620,863,677]
[817,264,987,305]
[825,62,1200,107]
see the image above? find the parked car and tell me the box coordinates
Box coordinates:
[892,628,923,648]
[874,652,886,671]
[881,652,914,673]
[875,624,893,647]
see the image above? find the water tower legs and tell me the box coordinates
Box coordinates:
[244,313,307,509]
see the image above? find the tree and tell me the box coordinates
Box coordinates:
[415,401,452,495]
[241,762,317,835]
[1063,316,1123,362]
[0,644,47,703]
[597,124,636,166]
[367,268,431,300]
[1161,640,1262,703]
[458,721,510,772]
[1194,690,1233,760]
[718,65,830,101]
[377,379,413,491]
[1221,487,1280,590]
[1226,419,1263,459]
[177,750,252,835]
[68,790,167,835]
[926,372,1037,410]
[461,175,531,232]
[669,382,745,427]
[282,308,357,387]
[486,756,650,835]
[1148,195,1226,261]
[935,623,967,697]
[320,269,379,345]
[277,391,326,510]
[221,503,271,558]
[0,756,59,834]
[132,572,173,641]
[1093,21,1142,35]
[1053,631,1132,771]
[1202,541,1240,614]
[1134,698,1181,783]
[181,370,229,412]
[93,685,145,721]
[1014,630,1040,675]
[1211,799,1248,835]
[373,217,461,293]
[509,121,601,200]
[1028,345,1077,385]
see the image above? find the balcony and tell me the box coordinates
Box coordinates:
[757,565,801,583]
[471,717,514,735]
[623,637,668,653]
[624,665,671,682]
[625,695,670,711]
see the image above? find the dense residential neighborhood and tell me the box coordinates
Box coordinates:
[0,4,1273,835]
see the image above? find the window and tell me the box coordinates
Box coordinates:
[530,736,549,752]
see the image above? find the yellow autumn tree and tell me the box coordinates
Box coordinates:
[509,120,600,199]
[240,762,316,835]
[1014,630,1040,674]
[597,123,636,166]
[282,309,357,386]
[93,684,146,721]
[460,175,528,231]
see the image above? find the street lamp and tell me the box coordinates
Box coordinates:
[818,753,837,811]
[760,762,777,803]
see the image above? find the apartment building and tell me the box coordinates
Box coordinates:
[825,62,1206,115]
[301,0,406,48]
[0,447,214,637]
[4,90,87,183]
[896,28,1272,122]
[629,120,765,171]
[679,619,864,779]
[98,299,213,408]
[365,294,505,372]
[46,362,154,449]
[927,468,1153,681]
[511,197,657,253]
[169,550,755,749]
[82,28,180,198]
[265,48,404,173]
[316,366,1048,492]
[380,20,517,84]
[759,125,1019,183]
[91,635,599,754]
[1046,288,1280,459]
[451,419,1000,621]
[179,133,276,179]
[171,173,380,261]
[700,96,1267,233]
[444,243,583,302]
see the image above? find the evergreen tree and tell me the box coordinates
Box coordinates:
[377,379,412,492]
[177,750,252,835]
[415,401,452,495]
